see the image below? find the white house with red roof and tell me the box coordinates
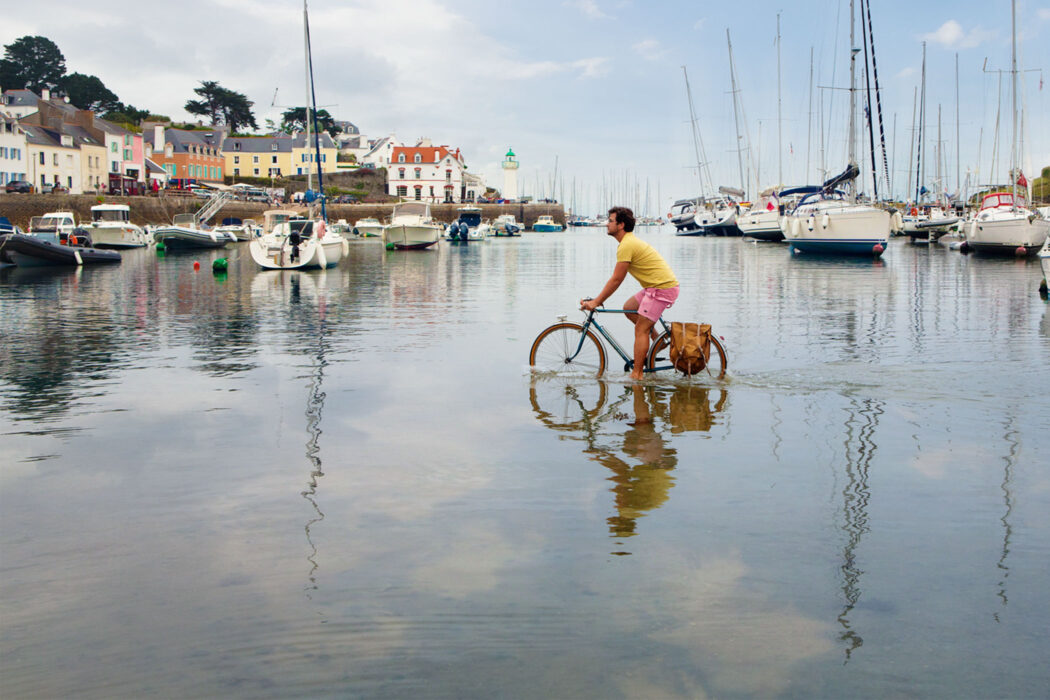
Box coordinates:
[387,140,480,203]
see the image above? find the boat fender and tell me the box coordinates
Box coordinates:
[892,212,903,231]
[74,249,83,265]
[317,239,328,268]
[873,243,884,255]
[806,216,815,232]
[821,213,830,229]
[352,227,359,237]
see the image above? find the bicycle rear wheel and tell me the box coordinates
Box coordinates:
[646,330,727,379]
[529,322,607,377]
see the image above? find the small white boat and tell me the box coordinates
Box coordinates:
[737,189,784,241]
[493,214,522,236]
[382,202,442,250]
[249,217,348,269]
[153,213,237,249]
[353,217,385,238]
[28,212,78,244]
[213,217,260,242]
[901,205,960,244]
[328,219,354,239]
[963,192,1049,257]
[81,204,149,248]
[445,206,490,242]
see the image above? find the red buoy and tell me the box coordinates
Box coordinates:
[873,243,884,255]
[1015,246,1026,257]
[193,261,200,271]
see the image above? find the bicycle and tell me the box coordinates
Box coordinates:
[528,300,727,379]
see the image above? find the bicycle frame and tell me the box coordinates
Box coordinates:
[571,308,672,373]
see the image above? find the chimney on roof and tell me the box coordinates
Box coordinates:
[41,88,50,101]
[154,124,164,152]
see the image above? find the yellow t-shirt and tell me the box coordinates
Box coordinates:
[616,233,678,289]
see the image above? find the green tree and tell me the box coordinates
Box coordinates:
[184,80,257,133]
[280,107,337,136]
[59,72,120,113]
[0,35,66,92]
[103,102,151,127]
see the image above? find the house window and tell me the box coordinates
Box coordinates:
[429,186,434,196]
[398,153,405,163]
[396,185,407,197]
[446,170,452,182]
[234,142,241,151]
[67,176,72,188]
[125,135,131,145]
[414,153,421,163]
[53,154,58,166]
[253,155,259,163]
[254,168,259,175]
[233,156,239,164]
[39,152,45,165]
[124,149,131,161]
[271,156,277,164]
[414,186,422,200]
[414,168,421,179]
[111,161,120,173]
[234,168,240,176]
[271,143,278,151]
[111,142,118,152]
[398,168,405,179]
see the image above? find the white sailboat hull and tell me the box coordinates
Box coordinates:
[738,209,783,240]
[250,235,347,269]
[965,215,1048,256]
[783,203,890,256]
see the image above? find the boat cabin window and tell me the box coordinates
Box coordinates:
[981,193,1013,209]
[93,209,129,223]
[459,211,481,227]
[289,219,314,237]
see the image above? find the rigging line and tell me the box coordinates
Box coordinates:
[914,44,926,203]
[860,0,878,199]
[304,0,327,220]
[865,0,892,196]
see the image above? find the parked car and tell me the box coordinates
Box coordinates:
[5,180,34,193]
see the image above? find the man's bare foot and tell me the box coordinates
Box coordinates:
[629,372,645,381]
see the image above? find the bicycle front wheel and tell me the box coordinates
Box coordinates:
[647,330,728,379]
[529,322,607,377]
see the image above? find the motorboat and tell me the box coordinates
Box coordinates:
[28,211,78,244]
[737,188,784,241]
[249,217,348,269]
[901,205,960,244]
[445,206,490,242]
[493,213,522,236]
[697,188,743,236]
[532,215,563,232]
[153,213,238,250]
[382,202,442,250]
[80,204,150,248]
[0,227,120,267]
[213,217,259,242]
[669,198,701,234]
[352,217,385,238]
[0,216,24,266]
[963,192,1048,257]
[328,219,354,239]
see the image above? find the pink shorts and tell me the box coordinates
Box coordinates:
[633,286,679,322]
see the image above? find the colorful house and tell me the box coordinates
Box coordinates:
[223,132,338,180]
[387,142,475,203]
[143,124,225,186]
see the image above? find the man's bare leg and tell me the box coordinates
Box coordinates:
[624,296,659,342]
[631,316,655,380]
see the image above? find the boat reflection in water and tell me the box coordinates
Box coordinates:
[528,378,727,553]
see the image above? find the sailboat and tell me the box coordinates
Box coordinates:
[962,0,1049,257]
[249,0,347,270]
[782,0,890,257]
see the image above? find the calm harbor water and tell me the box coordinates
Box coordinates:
[2,228,1049,698]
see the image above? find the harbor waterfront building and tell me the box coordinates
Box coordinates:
[0,115,28,186]
[502,148,519,200]
[223,132,339,180]
[22,124,82,193]
[143,123,226,186]
[386,142,479,203]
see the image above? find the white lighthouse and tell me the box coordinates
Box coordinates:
[501,148,519,201]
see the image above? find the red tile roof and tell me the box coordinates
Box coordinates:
[391,145,462,164]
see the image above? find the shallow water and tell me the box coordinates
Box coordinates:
[2,229,1049,698]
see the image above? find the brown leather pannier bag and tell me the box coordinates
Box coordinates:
[669,322,712,375]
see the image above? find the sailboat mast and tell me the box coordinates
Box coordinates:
[848,0,857,201]
[955,52,961,200]
[806,47,814,184]
[303,0,312,193]
[682,66,705,199]
[777,13,783,187]
[907,86,916,202]
[1010,0,1018,208]
[726,29,747,198]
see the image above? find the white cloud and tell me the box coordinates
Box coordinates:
[564,0,612,20]
[921,19,996,49]
[1038,8,1050,20]
[572,57,611,79]
[693,18,706,31]
[632,39,667,61]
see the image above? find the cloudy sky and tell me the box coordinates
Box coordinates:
[4,0,1048,213]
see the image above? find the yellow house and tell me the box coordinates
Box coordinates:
[223,132,339,180]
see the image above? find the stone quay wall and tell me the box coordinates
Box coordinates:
[1,194,566,230]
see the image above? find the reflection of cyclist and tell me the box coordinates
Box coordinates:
[580,207,679,380]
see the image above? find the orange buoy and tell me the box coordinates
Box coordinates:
[193,261,200,271]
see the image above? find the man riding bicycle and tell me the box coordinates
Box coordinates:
[580,207,679,380]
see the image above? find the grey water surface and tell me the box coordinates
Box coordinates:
[1,228,1048,698]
